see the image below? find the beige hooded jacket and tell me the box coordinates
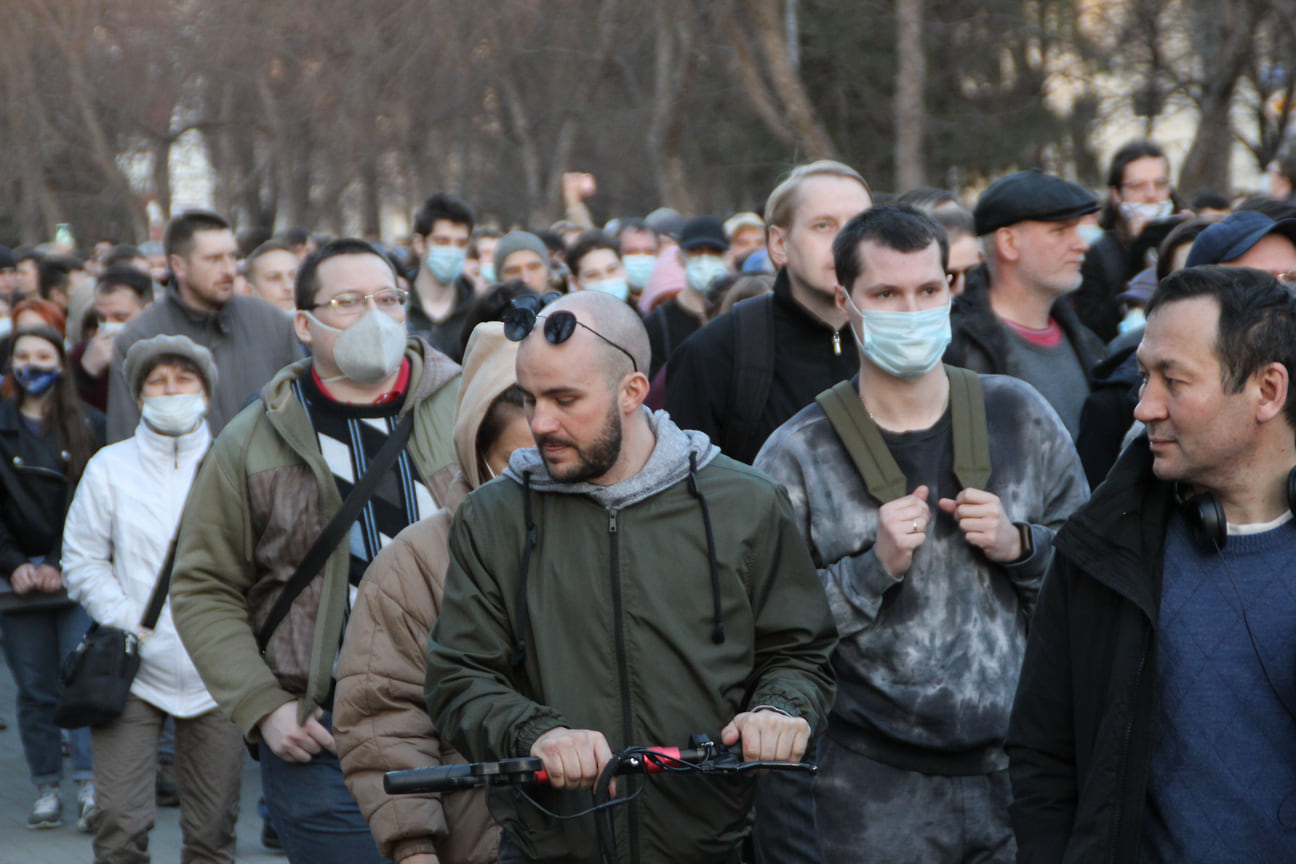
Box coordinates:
[333,323,518,864]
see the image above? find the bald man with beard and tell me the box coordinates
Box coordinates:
[425,292,838,863]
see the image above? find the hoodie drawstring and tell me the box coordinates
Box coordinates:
[511,471,538,667]
[687,452,726,645]
[510,457,725,667]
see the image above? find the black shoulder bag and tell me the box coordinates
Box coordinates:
[54,538,179,729]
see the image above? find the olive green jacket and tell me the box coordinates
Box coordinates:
[170,339,460,738]
[426,423,838,863]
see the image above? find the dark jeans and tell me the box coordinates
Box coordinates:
[813,735,1015,863]
[258,711,387,864]
[0,604,93,786]
[750,768,825,864]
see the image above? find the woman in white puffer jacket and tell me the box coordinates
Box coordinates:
[62,334,244,864]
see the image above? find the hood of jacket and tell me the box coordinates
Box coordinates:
[453,322,520,490]
[504,408,719,510]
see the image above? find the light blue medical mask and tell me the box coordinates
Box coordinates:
[845,292,952,379]
[623,254,656,289]
[479,262,497,285]
[425,244,466,284]
[1118,307,1146,335]
[1077,224,1104,247]
[684,254,729,294]
[583,276,630,302]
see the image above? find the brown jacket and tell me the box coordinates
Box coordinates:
[333,323,518,863]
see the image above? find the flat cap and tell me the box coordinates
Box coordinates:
[974,170,1099,235]
[124,333,218,398]
[1184,210,1296,267]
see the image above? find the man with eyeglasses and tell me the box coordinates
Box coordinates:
[426,290,837,863]
[1074,140,1178,342]
[169,238,462,864]
[105,210,300,442]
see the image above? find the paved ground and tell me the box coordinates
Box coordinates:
[0,649,284,864]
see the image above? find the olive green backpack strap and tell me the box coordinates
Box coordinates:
[815,380,908,503]
[944,364,992,491]
[815,369,993,504]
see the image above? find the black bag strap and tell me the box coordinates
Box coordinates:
[257,411,415,655]
[139,521,183,631]
[723,294,776,459]
[815,365,992,503]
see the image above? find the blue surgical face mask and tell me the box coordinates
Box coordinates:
[582,276,630,302]
[623,254,656,289]
[844,292,952,379]
[1077,224,1104,247]
[13,364,61,397]
[425,244,466,284]
[1118,307,1146,335]
[684,254,729,294]
[479,262,497,285]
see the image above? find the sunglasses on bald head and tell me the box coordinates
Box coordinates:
[502,292,639,373]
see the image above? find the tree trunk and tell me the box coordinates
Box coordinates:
[1177,0,1259,196]
[749,0,838,160]
[894,0,926,190]
[647,0,695,211]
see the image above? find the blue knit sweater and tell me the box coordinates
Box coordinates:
[1141,514,1296,861]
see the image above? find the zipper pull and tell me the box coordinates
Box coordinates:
[608,509,618,533]
[832,331,842,356]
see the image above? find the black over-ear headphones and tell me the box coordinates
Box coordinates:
[1177,466,1296,551]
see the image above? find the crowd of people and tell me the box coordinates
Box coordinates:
[0,141,1294,863]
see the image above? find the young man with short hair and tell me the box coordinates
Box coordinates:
[105,210,300,441]
[757,205,1088,862]
[667,161,871,464]
[407,193,477,360]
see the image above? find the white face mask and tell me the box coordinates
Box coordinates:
[306,308,407,385]
[0,318,11,341]
[845,292,952,379]
[1119,200,1173,224]
[141,393,207,436]
[98,321,124,338]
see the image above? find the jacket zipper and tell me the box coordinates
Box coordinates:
[10,458,66,481]
[608,508,638,864]
[1107,632,1148,859]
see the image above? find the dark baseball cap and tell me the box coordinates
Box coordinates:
[974,170,1100,236]
[679,216,729,252]
[1117,267,1158,307]
[1184,210,1296,267]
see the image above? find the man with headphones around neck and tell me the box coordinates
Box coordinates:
[1008,265,1296,862]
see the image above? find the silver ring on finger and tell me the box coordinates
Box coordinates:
[911,519,920,534]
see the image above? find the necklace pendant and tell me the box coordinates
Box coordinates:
[833,331,841,356]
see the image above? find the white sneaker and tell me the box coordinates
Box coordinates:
[75,781,100,834]
[27,784,62,830]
